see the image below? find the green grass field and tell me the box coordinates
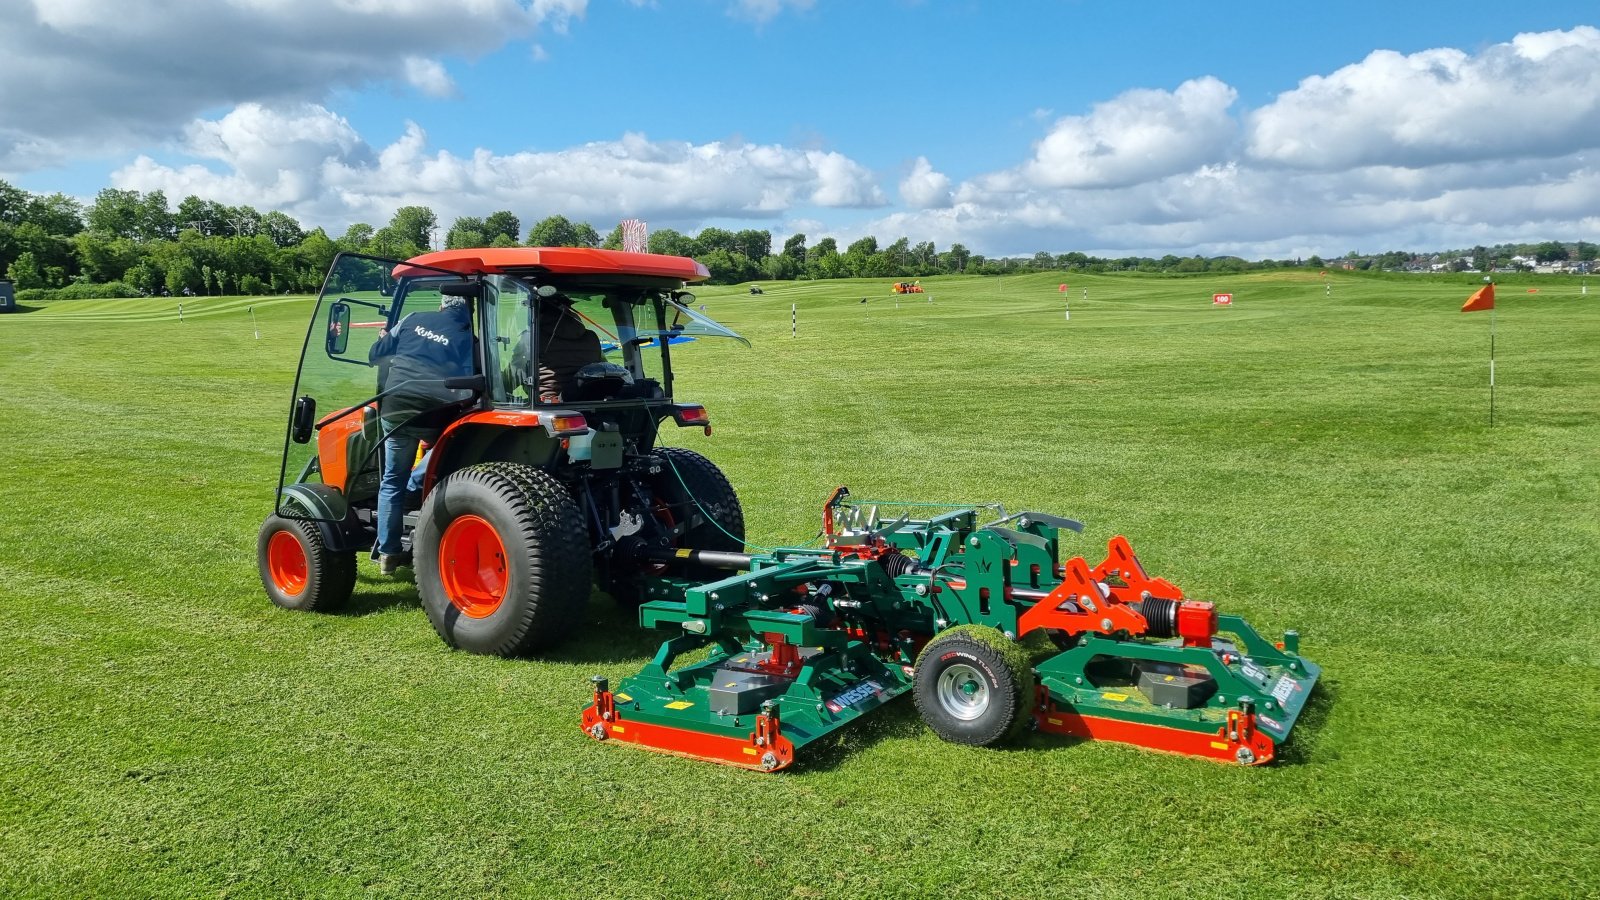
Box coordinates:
[2,270,1596,898]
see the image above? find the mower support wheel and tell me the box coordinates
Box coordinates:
[914,625,1036,747]
[416,462,590,656]
[257,509,357,612]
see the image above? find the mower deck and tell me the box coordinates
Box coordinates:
[583,491,1321,770]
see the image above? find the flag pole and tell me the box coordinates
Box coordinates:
[1489,305,1496,427]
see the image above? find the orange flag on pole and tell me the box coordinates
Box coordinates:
[1461,283,1495,313]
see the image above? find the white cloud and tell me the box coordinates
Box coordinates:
[403,58,458,99]
[0,0,584,170]
[899,157,952,209]
[729,0,815,24]
[998,77,1238,190]
[1247,26,1600,170]
[113,109,885,233]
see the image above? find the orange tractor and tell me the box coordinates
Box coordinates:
[257,248,749,654]
[891,281,923,294]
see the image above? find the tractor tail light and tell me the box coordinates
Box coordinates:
[549,413,588,435]
[673,405,709,427]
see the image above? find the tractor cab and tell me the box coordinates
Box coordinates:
[262,248,750,655]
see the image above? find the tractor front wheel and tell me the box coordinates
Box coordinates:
[416,463,590,656]
[914,625,1036,747]
[257,509,357,612]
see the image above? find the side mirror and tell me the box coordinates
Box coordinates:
[291,395,317,444]
[326,301,351,356]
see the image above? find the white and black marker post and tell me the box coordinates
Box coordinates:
[177,303,183,323]
[250,305,260,339]
[791,302,797,339]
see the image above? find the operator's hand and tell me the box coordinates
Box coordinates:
[378,327,388,338]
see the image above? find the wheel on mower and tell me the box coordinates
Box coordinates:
[914,625,1036,747]
[605,447,744,602]
[257,506,357,612]
[415,462,591,656]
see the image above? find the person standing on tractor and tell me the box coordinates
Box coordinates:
[368,294,476,575]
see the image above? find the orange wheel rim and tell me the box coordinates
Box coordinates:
[267,530,309,596]
[439,514,509,618]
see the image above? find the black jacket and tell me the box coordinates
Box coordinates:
[369,305,474,435]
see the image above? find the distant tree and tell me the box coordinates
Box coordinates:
[445,216,487,250]
[761,253,798,280]
[6,251,44,289]
[782,233,806,265]
[177,195,229,236]
[1576,241,1598,262]
[1174,256,1207,273]
[647,228,696,257]
[572,222,600,248]
[387,206,437,254]
[139,190,175,241]
[910,241,937,271]
[1533,240,1569,263]
[338,223,375,253]
[695,227,737,255]
[258,210,303,248]
[526,214,580,248]
[842,236,878,277]
[1032,250,1055,270]
[483,210,520,245]
[87,189,144,239]
[1306,254,1324,268]
[945,242,970,273]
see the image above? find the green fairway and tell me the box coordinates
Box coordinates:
[2,270,1596,898]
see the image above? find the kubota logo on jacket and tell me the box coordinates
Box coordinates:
[413,325,452,346]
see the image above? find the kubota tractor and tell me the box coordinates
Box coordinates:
[258,248,749,655]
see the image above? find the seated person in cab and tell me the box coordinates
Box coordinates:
[511,293,603,403]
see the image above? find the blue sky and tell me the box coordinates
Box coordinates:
[2,0,1597,258]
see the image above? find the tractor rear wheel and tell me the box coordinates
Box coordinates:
[605,447,743,602]
[914,625,1036,747]
[649,447,744,580]
[257,507,357,612]
[416,462,590,656]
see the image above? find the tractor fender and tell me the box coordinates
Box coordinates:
[278,483,362,553]
[420,413,570,492]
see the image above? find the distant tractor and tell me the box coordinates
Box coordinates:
[891,281,923,294]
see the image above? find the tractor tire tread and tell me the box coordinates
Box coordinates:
[417,462,590,656]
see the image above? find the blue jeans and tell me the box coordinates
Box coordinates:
[377,434,421,556]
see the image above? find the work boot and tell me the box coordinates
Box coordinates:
[378,554,404,576]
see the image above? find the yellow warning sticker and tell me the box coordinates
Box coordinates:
[615,693,632,703]
[613,726,626,734]
[676,548,693,558]
[665,701,695,710]
[1102,692,1129,702]
[743,747,758,755]
[1210,741,1228,750]
[723,682,738,688]
[1164,676,1175,682]
[1047,717,1063,726]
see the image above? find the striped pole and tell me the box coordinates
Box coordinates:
[250,305,259,339]
[791,303,797,338]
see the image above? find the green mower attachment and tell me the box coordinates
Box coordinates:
[582,489,1320,770]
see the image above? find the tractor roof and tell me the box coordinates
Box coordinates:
[397,247,709,283]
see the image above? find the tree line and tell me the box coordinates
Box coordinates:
[2,181,1595,301]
